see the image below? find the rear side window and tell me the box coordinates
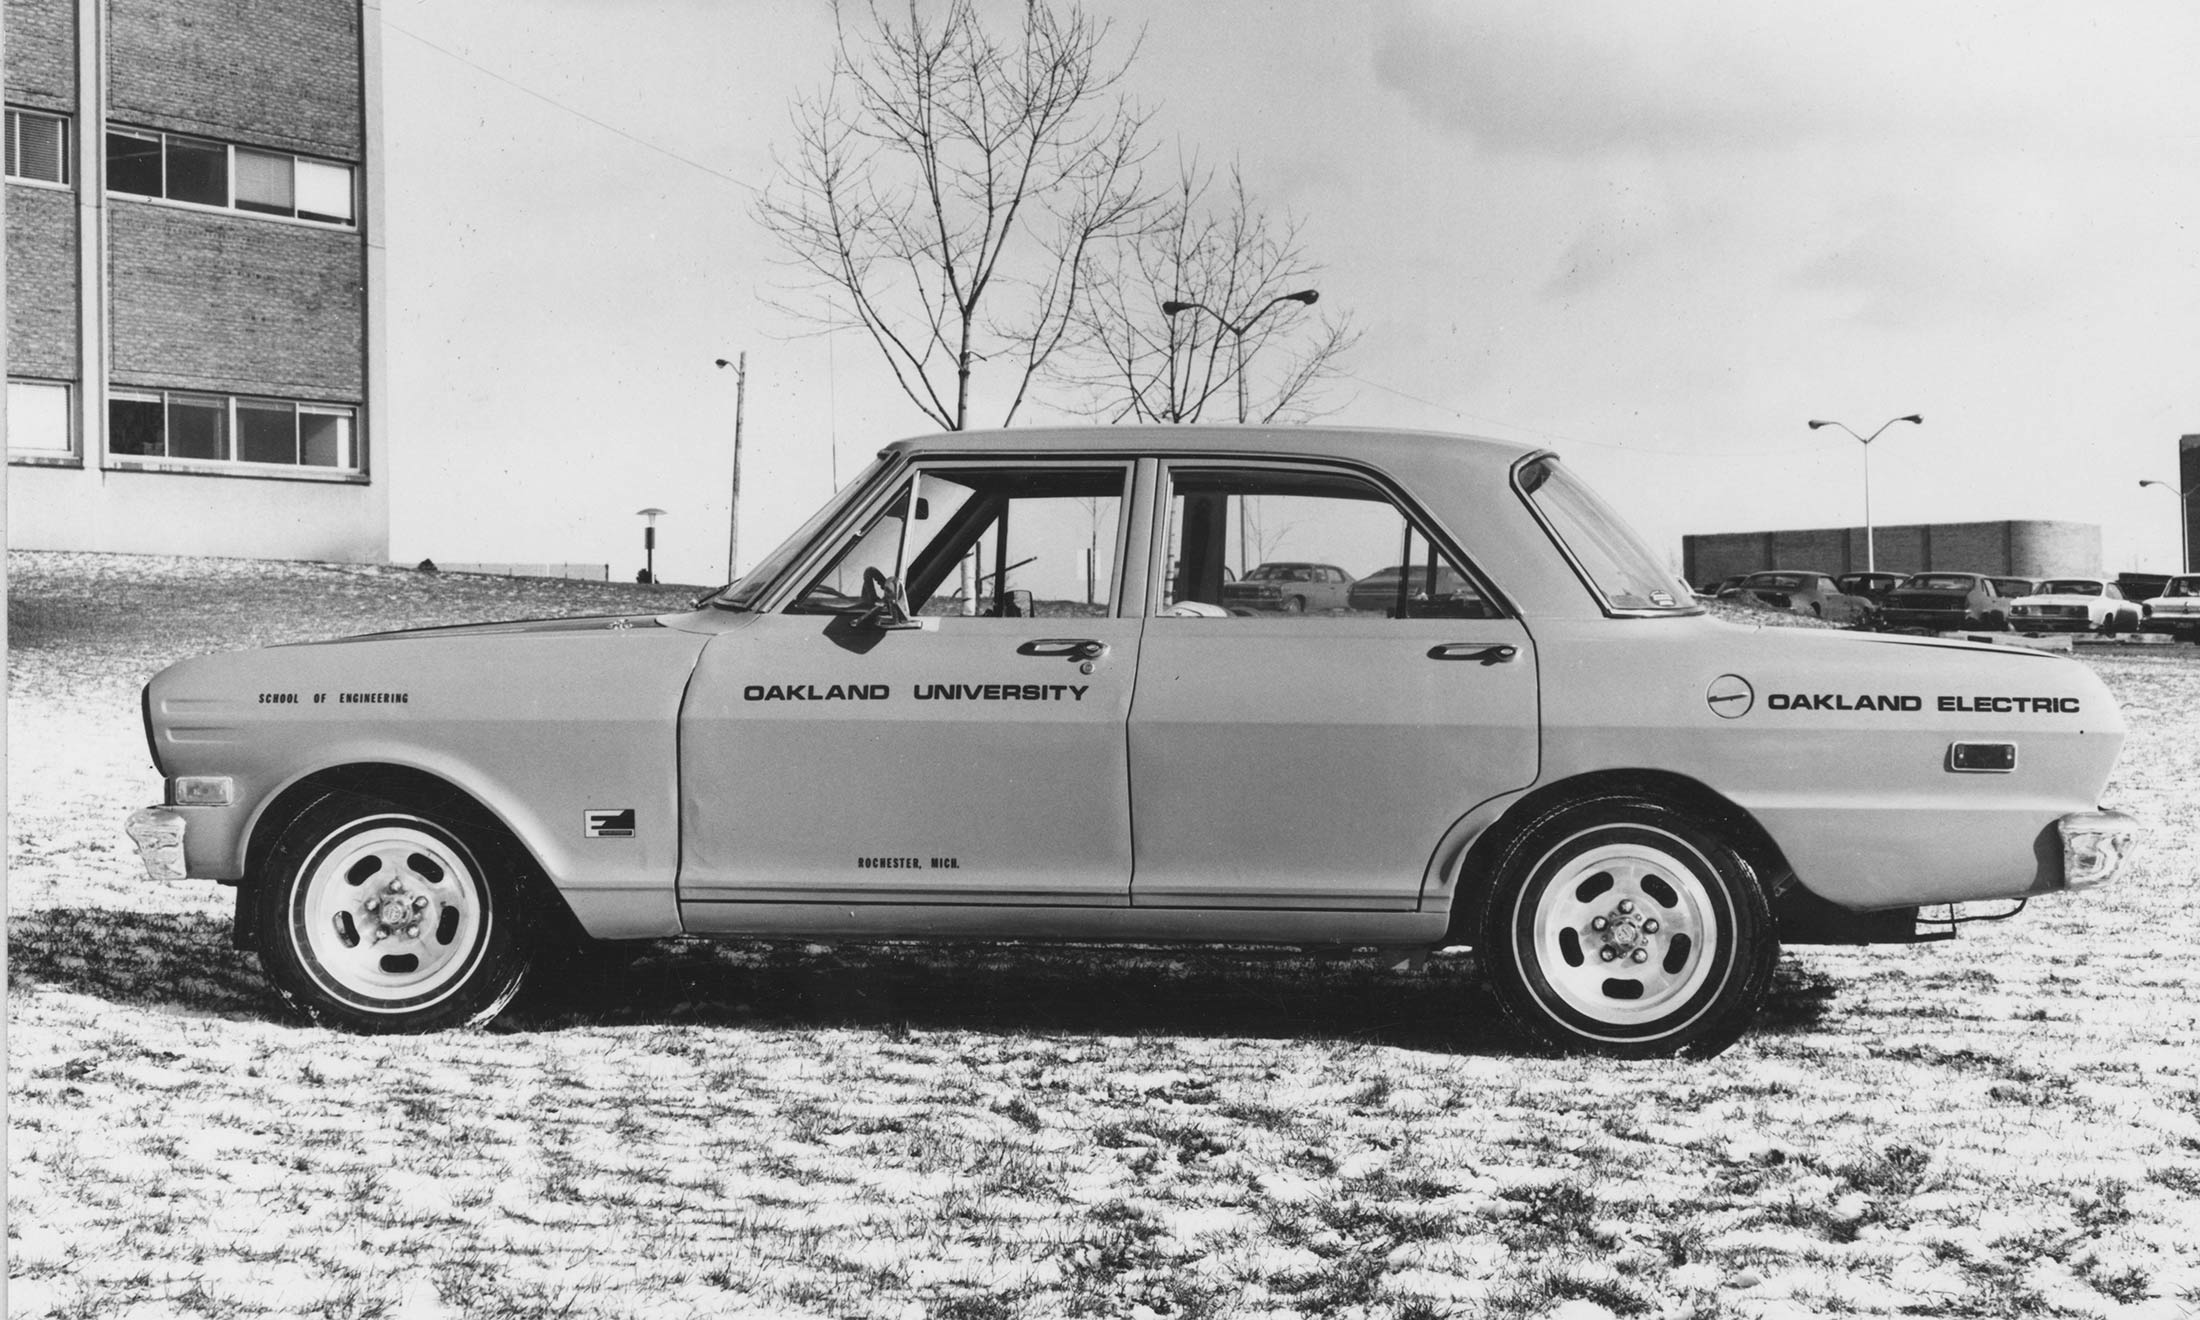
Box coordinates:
[1515,456,1694,613]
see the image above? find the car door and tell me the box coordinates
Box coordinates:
[1127,462,1540,910]
[679,460,1146,914]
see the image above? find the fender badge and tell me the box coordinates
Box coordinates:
[1706,674,1754,719]
[584,808,636,838]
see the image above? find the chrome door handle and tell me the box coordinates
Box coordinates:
[1019,638,1109,662]
[1428,642,1518,664]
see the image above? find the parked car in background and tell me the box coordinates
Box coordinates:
[2141,574,2200,640]
[1345,562,1487,616]
[1988,576,2038,602]
[1835,571,1908,601]
[1718,570,1873,624]
[1221,561,1355,614]
[1698,574,1747,599]
[127,424,2138,1058]
[1878,572,2011,631]
[2009,578,2144,634]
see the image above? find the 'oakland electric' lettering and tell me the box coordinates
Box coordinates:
[1937,695,2080,713]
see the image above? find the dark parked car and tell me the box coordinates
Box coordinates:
[1878,573,2010,631]
[1835,571,1908,601]
[1221,561,1355,614]
[1988,576,2038,602]
[1344,562,1491,617]
[1719,571,1872,624]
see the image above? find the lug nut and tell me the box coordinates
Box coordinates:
[1599,947,1617,962]
[372,928,389,943]
[364,897,381,912]
[1643,918,1660,934]
[1591,916,1609,932]
[412,896,428,911]
[1631,949,1650,964]
[405,924,421,938]
[1617,899,1635,915]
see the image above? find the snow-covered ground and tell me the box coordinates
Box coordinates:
[9,552,2199,1319]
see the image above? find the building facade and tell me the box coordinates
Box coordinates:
[6,0,386,561]
[2179,434,2199,574]
[1683,519,2101,588]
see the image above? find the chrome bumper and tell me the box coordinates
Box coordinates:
[125,806,189,881]
[2057,810,2140,891]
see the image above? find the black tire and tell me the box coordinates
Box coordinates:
[252,793,536,1032]
[1473,795,1777,1058]
[1285,595,1307,615]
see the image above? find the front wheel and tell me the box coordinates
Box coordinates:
[1474,796,1776,1057]
[252,794,536,1032]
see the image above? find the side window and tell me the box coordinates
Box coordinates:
[1160,466,1497,620]
[790,465,1125,618]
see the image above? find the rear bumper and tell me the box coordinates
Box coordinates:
[2058,810,2140,890]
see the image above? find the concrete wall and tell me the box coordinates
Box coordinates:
[1684,520,2103,586]
[11,461,383,561]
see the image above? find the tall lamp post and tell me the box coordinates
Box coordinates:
[1160,289,1319,571]
[635,507,666,584]
[1807,414,1922,574]
[2139,478,2197,574]
[715,354,747,583]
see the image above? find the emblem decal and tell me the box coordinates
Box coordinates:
[1706,674,1754,719]
[584,808,636,838]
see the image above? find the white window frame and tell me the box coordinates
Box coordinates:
[104,388,364,480]
[5,107,71,187]
[7,379,80,466]
[104,125,356,229]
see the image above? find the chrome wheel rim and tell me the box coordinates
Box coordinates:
[1522,831,1723,1031]
[293,821,488,1012]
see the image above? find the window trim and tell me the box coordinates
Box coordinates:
[103,387,366,482]
[5,105,72,187]
[1147,457,1517,623]
[6,378,81,467]
[104,124,357,230]
[1511,450,1702,619]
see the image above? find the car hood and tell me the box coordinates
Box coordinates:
[284,614,674,646]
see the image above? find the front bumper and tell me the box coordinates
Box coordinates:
[2058,810,2140,890]
[125,806,190,881]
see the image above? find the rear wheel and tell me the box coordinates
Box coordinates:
[1474,796,1776,1057]
[252,793,536,1032]
[1285,595,1307,614]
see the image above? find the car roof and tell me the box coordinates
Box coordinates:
[879,424,1539,467]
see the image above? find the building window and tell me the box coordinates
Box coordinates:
[5,108,70,184]
[107,390,359,473]
[7,380,76,461]
[105,127,354,225]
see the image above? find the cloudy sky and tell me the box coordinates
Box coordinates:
[379,0,2200,586]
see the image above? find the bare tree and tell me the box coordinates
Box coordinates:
[756,0,1154,431]
[1067,159,1357,424]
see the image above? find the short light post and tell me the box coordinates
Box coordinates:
[636,507,667,584]
[1161,289,1319,571]
[2139,478,2197,574]
[1808,414,1922,574]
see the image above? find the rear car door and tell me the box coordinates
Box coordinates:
[679,461,1145,913]
[1127,462,1540,910]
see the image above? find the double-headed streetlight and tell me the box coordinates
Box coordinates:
[1160,288,1319,424]
[1161,289,1319,571]
[1807,414,1923,574]
[2139,477,2197,575]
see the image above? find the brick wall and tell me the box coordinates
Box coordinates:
[109,201,363,399]
[1685,520,2101,583]
[107,0,360,160]
[5,185,80,378]
[4,0,78,109]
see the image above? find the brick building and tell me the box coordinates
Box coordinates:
[1683,519,2101,588]
[6,0,386,561]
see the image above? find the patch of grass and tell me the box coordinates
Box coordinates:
[1835,1143,1932,1198]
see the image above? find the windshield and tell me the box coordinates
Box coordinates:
[1515,455,1694,613]
[1746,573,1806,590]
[2039,579,2101,595]
[708,455,891,610]
[2167,577,2200,597]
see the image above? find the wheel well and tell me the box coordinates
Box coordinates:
[238,764,581,950]
[1444,769,1795,943]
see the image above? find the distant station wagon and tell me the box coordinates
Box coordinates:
[128,426,2139,1056]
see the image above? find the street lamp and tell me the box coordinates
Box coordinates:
[1807,414,1922,574]
[635,507,667,584]
[2139,478,2197,574]
[1162,289,1319,572]
[1160,289,1319,425]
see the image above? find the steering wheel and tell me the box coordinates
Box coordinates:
[861,565,893,607]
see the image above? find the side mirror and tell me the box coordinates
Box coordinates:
[856,568,923,631]
[999,589,1034,619]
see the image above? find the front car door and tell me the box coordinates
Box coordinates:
[679,460,1147,920]
[1128,462,1540,910]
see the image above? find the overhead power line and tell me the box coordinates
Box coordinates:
[382,18,761,196]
